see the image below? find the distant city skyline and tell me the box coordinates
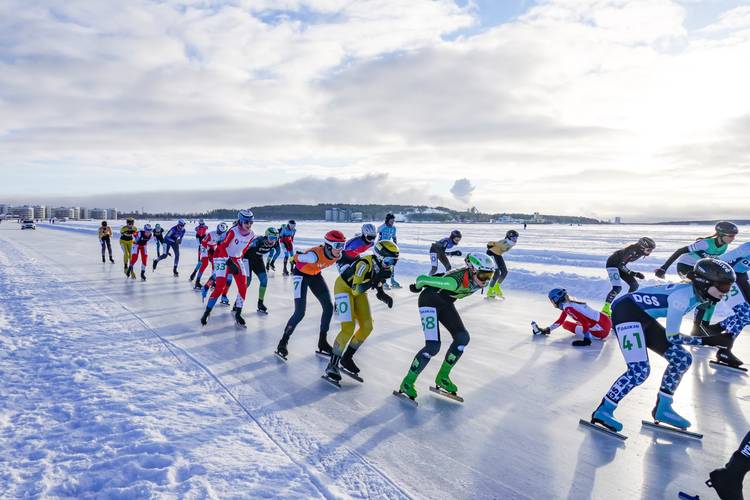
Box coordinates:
[2,1,750,222]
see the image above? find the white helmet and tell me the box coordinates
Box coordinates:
[361,223,376,241]
[217,222,228,234]
[464,252,496,285]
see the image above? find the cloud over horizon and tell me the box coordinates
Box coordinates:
[2,0,750,221]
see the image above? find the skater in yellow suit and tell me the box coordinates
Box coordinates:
[324,241,400,382]
[119,218,138,273]
[485,229,518,299]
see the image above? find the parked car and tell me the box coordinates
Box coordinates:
[21,220,36,230]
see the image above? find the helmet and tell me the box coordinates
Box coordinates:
[385,213,395,222]
[143,223,152,231]
[548,288,568,308]
[715,221,738,237]
[101,221,107,226]
[506,229,519,241]
[288,219,296,226]
[177,219,186,226]
[464,252,496,285]
[217,222,228,234]
[265,227,279,240]
[361,223,376,241]
[198,218,205,225]
[324,230,346,252]
[691,258,736,303]
[126,217,134,224]
[155,223,161,228]
[237,209,254,223]
[638,237,656,251]
[374,240,399,267]
[450,229,462,240]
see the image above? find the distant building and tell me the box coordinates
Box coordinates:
[351,211,363,222]
[532,212,545,223]
[90,208,108,219]
[10,206,34,219]
[53,207,75,219]
[0,204,8,215]
[80,207,89,219]
[107,208,118,220]
[33,205,46,220]
[614,217,622,224]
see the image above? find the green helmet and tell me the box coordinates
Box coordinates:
[464,252,496,272]
[265,227,279,240]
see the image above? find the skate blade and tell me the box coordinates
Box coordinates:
[678,492,699,500]
[235,322,247,329]
[341,368,364,383]
[641,420,702,439]
[429,386,464,403]
[257,310,269,315]
[392,390,418,407]
[321,375,341,388]
[315,350,332,358]
[709,360,747,373]
[578,419,627,440]
[274,351,288,361]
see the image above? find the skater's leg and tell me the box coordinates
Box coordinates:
[309,274,334,349]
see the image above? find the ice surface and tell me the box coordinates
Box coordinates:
[1,221,747,499]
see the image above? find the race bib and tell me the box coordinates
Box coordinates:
[606,267,622,286]
[214,258,227,278]
[713,283,745,322]
[292,275,303,299]
[335,293,353,322]
[615,322,648,363]
[419,306,439,341]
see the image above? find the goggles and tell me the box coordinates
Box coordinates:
[327,240,345,250]
[476,270,493,282]
[364,234,375,242]
[383,256,398,266]
[714,281,733,294]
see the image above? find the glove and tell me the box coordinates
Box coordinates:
[450,250,462,257]
[632,272,645,279]
[376,288,393,308]
[702,335,732,348]
[655,268,666,279]
[409,284,420,293]
[226,258,241,275]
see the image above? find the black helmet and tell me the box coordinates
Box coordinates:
[506,230,519,241]
[638,237,656,251]
[450,229,462,240]
[715,221,738,237]
[101,221,107,226]
[288,220,296,226]
[691,258,736,303]
[385,213,395,221]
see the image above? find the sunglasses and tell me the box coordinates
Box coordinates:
[715,282,733,294]
[383,256,398,266]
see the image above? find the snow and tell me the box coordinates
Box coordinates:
[1,220,748,499]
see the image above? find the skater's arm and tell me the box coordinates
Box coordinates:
[296,250,318,264]
[548,310,567,330]
[351,260,371,295]
[657,246,691,274]
[414,274,458,292]
[665,289,703,345]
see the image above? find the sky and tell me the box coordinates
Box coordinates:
[1,0,750,221]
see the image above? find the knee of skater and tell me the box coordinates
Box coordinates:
[424,340,441,357]
[360,319,373,337]
[456,331,470,347]
[632,364,650,385]
[322,301,334,314]
[681,350,693,368]
[258,274,268,287]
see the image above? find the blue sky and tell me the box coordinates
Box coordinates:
[2,0,750,220]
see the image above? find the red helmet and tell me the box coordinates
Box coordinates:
[324,230,346,249]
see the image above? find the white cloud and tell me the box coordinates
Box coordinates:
[450,178,475,203]
[2,0,750,220]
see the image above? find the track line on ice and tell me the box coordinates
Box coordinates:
[6,232,412,500]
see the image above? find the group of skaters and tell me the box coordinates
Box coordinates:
[98,214,748,499]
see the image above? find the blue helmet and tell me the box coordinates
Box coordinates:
[548,288,568,307]
[177,219,186,226]
[238,209,254,223]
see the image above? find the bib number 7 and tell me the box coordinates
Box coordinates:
[614,321,648,363]
[419,306,439,341]
[292,275,303,299]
